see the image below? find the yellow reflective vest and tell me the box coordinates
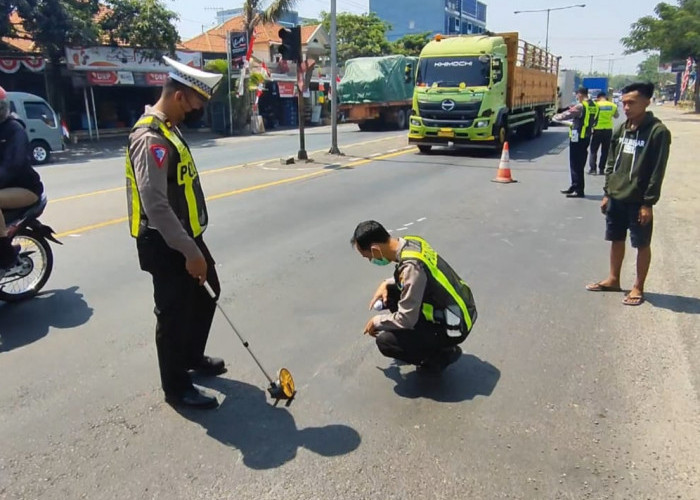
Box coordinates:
[397,236,477,337]
[125,115,208,239]
[594,99,617,130]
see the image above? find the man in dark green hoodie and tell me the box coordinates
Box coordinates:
[585,82,671,306]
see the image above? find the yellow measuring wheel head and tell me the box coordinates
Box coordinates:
[268,367,296,407]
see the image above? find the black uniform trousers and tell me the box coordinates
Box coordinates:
[569,136,591,194]
[136,229,221,396]
[589,129,613,174]
[374,285,461,365]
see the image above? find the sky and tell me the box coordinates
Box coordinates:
[168,0,664,75]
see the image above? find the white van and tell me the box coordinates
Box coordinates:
[6,92,64,164]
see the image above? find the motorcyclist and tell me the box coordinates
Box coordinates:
[0,85,44,268]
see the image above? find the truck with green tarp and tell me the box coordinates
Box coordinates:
[338,55,417,130]
[408,33,559,152]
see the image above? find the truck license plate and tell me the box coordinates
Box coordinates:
[438,128,455,138]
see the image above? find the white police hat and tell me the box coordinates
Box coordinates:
[162,55,223,100]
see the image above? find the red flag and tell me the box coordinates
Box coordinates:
[246,29,257,61]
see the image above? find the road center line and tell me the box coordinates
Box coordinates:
[54,147,417,238]
[50,134,407,204]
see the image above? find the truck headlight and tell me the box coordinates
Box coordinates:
[410,118,421,126]
[475,120,489,128]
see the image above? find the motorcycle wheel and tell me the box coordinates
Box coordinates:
[0,228,54,302]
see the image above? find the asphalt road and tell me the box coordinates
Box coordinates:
[1,114,698,499]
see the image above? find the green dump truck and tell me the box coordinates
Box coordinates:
[408,33,559,152]
[338,55,417,130]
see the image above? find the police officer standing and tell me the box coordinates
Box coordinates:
[554,87,598,198]
[588,91,619,175]
[352,221,477,373]
[126,57,225,410]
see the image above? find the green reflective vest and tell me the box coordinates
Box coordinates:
[594,100,617,130]
[570,99,598,140]
[125,115,208,238]
[396,236,477,337]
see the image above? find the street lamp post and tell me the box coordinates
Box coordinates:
[513,4,586,53]
[571,53,614,74]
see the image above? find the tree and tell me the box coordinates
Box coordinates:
[391,32,432,57]
[320,11,391,61]
[622,0,700,111]
[10,0,101,108]
[242,0,298,40]
[636,53,676,87]
[99,0,180,57]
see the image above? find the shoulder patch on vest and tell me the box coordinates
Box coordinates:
[149,144,167,168]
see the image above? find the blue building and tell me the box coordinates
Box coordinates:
[370,0,487,41]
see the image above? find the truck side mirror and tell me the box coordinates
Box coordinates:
[404,63,413,83]
[492,59,503,84]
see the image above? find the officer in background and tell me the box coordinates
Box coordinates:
[352,220,477,373]
[126,56,225,410]
[588,91,619,175]
[554,87,598,198]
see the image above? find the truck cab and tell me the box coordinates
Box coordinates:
[409,33,558,153]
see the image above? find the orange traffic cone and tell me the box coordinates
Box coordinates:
[491,142,517,183]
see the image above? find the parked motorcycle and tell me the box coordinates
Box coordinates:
[0,194,61,301]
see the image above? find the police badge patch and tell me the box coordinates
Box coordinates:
[150,144,167,168]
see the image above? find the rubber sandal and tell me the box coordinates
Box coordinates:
[586,282,622,292]
[622,294,645,306]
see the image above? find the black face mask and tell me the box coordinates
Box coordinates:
[182,107,205,127]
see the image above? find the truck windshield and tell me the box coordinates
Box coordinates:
[417,56,490,87]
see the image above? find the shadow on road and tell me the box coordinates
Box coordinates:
[48,132,224,166]
[378,353,500,402]
[175,377,361,470]
[0,286,93,352]
[645,292,700,314]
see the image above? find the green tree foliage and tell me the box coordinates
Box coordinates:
[622,0,700,110]
[99,0,180,56]
[242,0,299,39]
[635,53,676,86]
[320,11,391,61]
[391,32,432,56]
[13,0,100,61]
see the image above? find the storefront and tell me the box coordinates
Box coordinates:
[64,47,204,139]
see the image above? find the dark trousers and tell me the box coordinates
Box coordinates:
[136,230,221,395]
[589,129,613,173]
[374,285,461,365]
[569,137,590,194]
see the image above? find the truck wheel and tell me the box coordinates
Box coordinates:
[30,140,51,165]
[494,124,507,151]
[417,145,432,154]
[395,109,407,130]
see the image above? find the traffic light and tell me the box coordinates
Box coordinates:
[278,26,301,64]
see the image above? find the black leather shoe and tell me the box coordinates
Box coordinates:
[560,187,574,194]
[566,192,585,198]
[191,355,227,376]
[587,170,597,175]
[417,345,463,374]
[598,171,605,175]
[165,386,219,409]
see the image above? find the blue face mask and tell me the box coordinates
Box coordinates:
[370,247,390,266]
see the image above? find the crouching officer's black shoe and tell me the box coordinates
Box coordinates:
[417,345,463,374]
[165,386,219,410]
[190,355,227,376]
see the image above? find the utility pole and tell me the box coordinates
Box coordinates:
[571,53,614,74]
[329,0,341,155]
[296,30,307,160]
[513,4,585,53]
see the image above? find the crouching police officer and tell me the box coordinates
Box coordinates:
[126,56,225,409]
[352,220,477,373]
